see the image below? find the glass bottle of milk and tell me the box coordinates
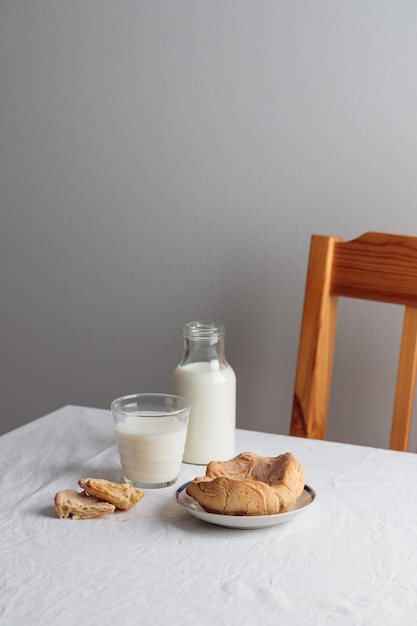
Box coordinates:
[172,321,236,465]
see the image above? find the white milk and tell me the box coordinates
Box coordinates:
[172,361,236,464]
[114,415,187,486]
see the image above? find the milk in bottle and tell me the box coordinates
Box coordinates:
[172,321,236,464]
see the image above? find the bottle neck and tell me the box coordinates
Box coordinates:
[180,321,227,366]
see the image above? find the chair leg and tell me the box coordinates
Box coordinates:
[390,306,417,451]
[290,235,341,439]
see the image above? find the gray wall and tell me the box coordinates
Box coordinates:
[2,2,417,449]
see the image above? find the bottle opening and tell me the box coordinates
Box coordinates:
[183,321,225,341]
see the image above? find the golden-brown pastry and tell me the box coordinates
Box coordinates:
[186,452,305,516]
[78,478,145,510]
[54,489,116,519]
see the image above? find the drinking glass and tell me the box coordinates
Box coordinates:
[111,393,190,489]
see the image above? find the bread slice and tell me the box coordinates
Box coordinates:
[78,478,145,510]
[54,489,116,519]
[186,452,305,516]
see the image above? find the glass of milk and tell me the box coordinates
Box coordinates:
[111,393,190,489]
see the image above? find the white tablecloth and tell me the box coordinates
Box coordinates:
[2,405,417,625]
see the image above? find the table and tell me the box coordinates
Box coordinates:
[2,405,417,625]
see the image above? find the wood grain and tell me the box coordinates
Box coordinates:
[331,232,417,305]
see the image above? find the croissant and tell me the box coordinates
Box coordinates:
[186,452,305,516]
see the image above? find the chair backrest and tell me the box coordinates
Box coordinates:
[290,231,417,451]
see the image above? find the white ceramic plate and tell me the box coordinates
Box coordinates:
[174,481,316,529]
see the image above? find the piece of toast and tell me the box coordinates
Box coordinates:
[54,489,116,519]
[78,478,145,510]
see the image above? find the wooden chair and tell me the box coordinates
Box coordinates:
[290,231,417,451]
